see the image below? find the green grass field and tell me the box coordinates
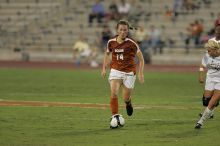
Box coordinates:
[0,68,219,146]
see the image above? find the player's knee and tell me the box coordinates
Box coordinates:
[202,96,211,106]
[124,97,131,103]
[111,93,118,99]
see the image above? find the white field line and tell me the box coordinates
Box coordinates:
[0,99,200,110]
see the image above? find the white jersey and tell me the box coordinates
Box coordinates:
[202,37,220,81]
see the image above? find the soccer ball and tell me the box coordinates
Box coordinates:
[110,114,125,129]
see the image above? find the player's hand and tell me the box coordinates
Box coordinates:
[198,77,204,84]
[101,69,106,78]
[138,74,144,84]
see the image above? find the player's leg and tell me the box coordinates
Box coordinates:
[109,79,122,115]
[195,82,220,129]
[195,107,212,129]
[122,85,133,116]
[195,91,220,129]
[195,79,214,129]
[199,90,214,118]
[122,74,136,116]
[108,69,124,115]
[195,91,213,129]
[208,90,220,110]
[200,81,220,118]
[199,78,215,118]
[203,90,213,106]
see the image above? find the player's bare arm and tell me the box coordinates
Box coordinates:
[137,51,145,84]
[101,52,110,78]
[198,65,205,84]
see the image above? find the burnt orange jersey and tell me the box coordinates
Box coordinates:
[106,36,140,73]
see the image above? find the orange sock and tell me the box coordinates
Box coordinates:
[110,98,118,115]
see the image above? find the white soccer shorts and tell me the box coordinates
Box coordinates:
[108,69,136,89]
[205,76,220,90]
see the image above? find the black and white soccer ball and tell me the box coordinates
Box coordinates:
[110,114,125,129]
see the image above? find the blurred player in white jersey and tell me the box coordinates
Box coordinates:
[195,24,220,129]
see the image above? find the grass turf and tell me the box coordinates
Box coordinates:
[0,68,219,146]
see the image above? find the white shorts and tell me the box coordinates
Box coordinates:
[108,69,136,89]
[205,76,220,90]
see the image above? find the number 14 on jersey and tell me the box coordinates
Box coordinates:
[116,54,124,60]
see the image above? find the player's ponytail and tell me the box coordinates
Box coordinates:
[129,26,138,30]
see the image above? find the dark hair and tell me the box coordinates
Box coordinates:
[116,20,129,29]
[116,20,138,30]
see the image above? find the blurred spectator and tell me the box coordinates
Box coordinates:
[202,12,220,42]
[193,19,204,46]
[73,35,91,66]
[183,0,192,11]
[134,26,151,64]
[134,26,148,45]
[140,35,152,64]
[182,0,200,12]
[148,25,162,54]
[89,42,99,68]
[201,0,212,8]
[160,25,175,49]
[185,19,204,53]
[203,12,220,41]
[106,0,120,21]
[100,24,113,52]
[88,0,105,27]
[129,1,144,23]
[164,5,173,21]
[172,0,183,20]
[185,22,194,53]
[118,0,131,19]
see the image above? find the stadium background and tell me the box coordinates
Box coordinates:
[0,0,219,65]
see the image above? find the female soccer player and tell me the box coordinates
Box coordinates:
[195,38,220,129]
[101,20,144,125]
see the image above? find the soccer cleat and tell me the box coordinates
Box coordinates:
[199,113,214,119]
[109,114,119,129]
[126,103,133,116]
[195,123,202,129]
